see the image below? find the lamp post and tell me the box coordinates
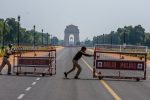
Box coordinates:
[123,30,127,49]
[92,39,94,46]
[111,33,112,45]
[2,20,7,49]
[50,34,52,45]
[17,16,20,46]
[33,25,35,47]
[96,36,98,44]
[47,33,49,46]
[123,30,126,45]
[42,29,43,45]
[103,34,105,44]
[98,36,100,44]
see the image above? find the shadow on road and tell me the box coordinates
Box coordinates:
[103,78,144,82]
[63,77,100,81]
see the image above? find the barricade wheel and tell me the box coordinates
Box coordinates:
[16,73,19,76]
[42,73,45,77]
[98,76,103,80]
[50,73,52,76]
[136,78,140,82]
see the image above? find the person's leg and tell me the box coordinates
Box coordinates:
[66,61,76,74]
[0,58,7,74]
[64,60,77,78]
[6,59,11,74]
[74,62,82,78]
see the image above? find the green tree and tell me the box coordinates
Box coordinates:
[51,36,59,45]
[133,25,145,45]
[5,18,18,44]
[84,38,93,47]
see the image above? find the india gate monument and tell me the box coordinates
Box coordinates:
[64,25,80,46]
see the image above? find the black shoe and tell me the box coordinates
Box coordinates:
[0,72,2,75]
[7,72,11,75]
[74,76,80,79]
[98,76,103,80]
[64,72,67,78]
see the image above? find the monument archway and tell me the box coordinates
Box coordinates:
[64,25,80,46]
[69,34,74,45]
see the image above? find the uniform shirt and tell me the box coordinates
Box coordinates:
[4,48,12,58]
[73,50,92,61]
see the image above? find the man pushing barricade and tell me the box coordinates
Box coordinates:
[0,44,14,75]
[64,46,93,79]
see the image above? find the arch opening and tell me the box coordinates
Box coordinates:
[69,34,74,46]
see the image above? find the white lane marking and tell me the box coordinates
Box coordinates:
[36,78,40,81]
[17,94,25,99]
[32,82,37,85]
[25,87,32,91]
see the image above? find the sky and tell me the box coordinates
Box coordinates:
[0,0,150,41]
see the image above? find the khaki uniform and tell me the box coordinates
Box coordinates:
[0,48,12,73]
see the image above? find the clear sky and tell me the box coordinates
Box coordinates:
[0,0,150,41]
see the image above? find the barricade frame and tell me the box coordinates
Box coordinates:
[13,48,56,76]
[93,44,148,81]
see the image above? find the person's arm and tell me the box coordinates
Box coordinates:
[7,49,13,55]
[80,51,93,57]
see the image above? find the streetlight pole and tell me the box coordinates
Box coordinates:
[96,36,98,44]
[17,16,20,46]
[92,39,94,46]
[103,34,105,44]
[2,20,6,49]
[98,36,100,44]
[42,29,43,45]
[50,34,52,45]
[123,30,126,44]
[111,33,112,45]
[33,25,35,47]
[47,33,49,46]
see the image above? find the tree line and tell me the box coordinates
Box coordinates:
[92,25,150,47]
[0,18,59,47]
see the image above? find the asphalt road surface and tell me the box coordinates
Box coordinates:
[0,47,150,100]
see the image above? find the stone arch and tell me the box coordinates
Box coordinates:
[64,25,80,46]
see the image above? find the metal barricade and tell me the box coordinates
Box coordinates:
[94,44,148,81]
[13,48,56,76]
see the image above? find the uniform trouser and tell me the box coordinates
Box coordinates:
[0,57,11,73]
[67,60,82,77]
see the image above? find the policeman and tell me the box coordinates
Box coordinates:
[0,44,14,75]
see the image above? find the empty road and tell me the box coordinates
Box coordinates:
[0,47,150,100]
